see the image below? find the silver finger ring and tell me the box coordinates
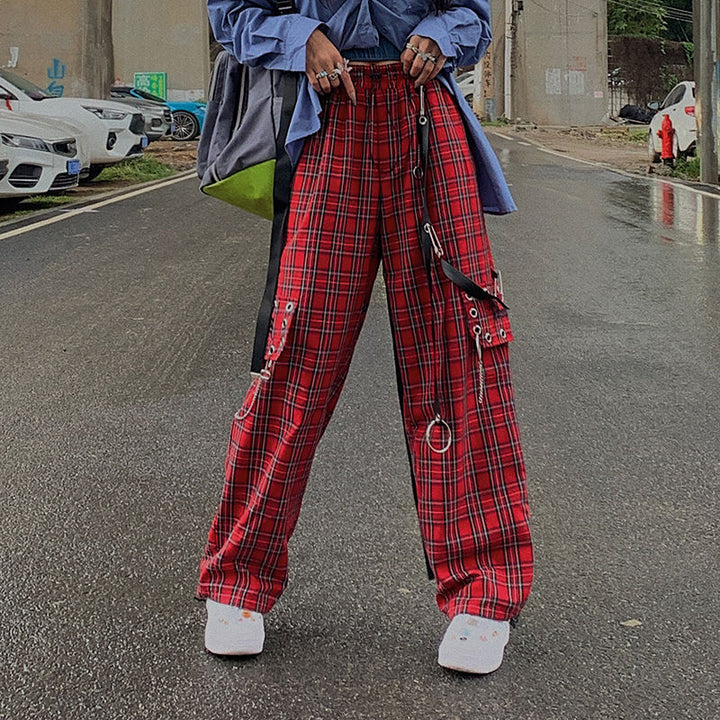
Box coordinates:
[405,43,421,54]
[334,63,345,75]
[328,71,339,81]
[316,70,329,79]
[419,51,437,63]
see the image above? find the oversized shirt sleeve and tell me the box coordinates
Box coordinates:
[408,0,492,68]
[208,0,326,72]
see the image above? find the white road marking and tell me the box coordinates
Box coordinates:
[491,132,514,141]
[0,170,196,242]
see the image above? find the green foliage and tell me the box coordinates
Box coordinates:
[0,194,74,217]
[94,157,176,183]
[608,0,667,39]
[671,156,700,180]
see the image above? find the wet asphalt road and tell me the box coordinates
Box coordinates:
[1,137,719,720]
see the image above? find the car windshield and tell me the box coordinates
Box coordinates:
[132,88,166,103]
[0,69,51,100]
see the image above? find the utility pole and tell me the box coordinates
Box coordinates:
[695,0,718,184]
[503,0,513,120]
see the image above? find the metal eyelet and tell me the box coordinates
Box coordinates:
[472,325,482,336]
[285,301,294,312]
[499,328,507,338]
[484,332,492,343]
[469,307,479,318]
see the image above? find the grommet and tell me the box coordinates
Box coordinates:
[484,332,492,342]
[469,307,479,318]
[499,328,506,338]
[464,293,473,301]
[269,344,275,354]
[472,325,481,336]
[285,301,294,311]
[281,319,287,329]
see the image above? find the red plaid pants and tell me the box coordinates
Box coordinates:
[198,65,533,620]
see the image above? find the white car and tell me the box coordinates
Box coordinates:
[0,114,82,198]
[648,81,696,162]
[0,68,147,179]
[455,70,474,104]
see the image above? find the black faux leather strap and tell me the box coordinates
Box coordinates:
[250,71,298,375]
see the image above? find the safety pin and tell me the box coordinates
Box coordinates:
[424,222,444,258]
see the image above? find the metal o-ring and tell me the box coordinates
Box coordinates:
[424,416,452,454]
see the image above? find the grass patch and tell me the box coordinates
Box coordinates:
[671,156,700,180]
[94,156,176,183]
[0,194,75,218]
[481,118,510,127]
[626,127,649,144]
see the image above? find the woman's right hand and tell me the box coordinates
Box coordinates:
[306,29,357,105]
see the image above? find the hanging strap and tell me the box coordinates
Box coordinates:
[250,71,298,375]
[413,86,508,454]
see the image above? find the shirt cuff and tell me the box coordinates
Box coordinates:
[285,16,328,72]
[408,16,455,60]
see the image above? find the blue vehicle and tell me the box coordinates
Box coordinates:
[109,85,206,141]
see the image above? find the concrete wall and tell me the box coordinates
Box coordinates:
[0,0,110,98]
[112,0,209,101]
[0,0,208,101]
[513,0,608,125]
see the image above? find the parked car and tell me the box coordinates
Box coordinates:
[0,68,148,179]
[455,70,474,104]
[107,85,206,141]
[0,113,82,198]
[108,87,174,142]
[647,81,696,162]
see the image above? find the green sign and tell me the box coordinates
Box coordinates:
[133,72,167,100]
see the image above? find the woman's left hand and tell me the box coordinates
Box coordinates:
[401,35,447,87]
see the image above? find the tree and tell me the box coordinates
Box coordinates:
[608,1,666,38]
[608,0,693,42]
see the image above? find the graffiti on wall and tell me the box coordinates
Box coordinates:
[47,58,66,97]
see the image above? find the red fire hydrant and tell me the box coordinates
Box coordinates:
[657,114,675,165]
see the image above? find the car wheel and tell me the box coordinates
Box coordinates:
[171,111,200,141]
[648,132,661,163]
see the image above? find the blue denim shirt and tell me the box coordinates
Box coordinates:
[208,0,516,214]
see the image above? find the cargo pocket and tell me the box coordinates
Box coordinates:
[235,296,298,421]
[461,270,512,404]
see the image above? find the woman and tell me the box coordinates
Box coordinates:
[197,0,533,674]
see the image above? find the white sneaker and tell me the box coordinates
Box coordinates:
[437,614,510,674]
[204,599,265,656]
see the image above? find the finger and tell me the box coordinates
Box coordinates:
[307,71,322,94]
[328,71,341,89]
[400,49,415,75]
[339,69,357,105]
[409,52,426,79]
[317,73,332,94]
[427,56,447,83]
[414,60,435,87]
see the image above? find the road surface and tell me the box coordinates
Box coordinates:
[1,138,718,719]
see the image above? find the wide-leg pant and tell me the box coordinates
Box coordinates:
[197,65,533,621]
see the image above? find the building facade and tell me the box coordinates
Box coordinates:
[488,0,608,126]
[0,0,208,101]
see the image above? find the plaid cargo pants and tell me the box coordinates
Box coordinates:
[197,65,533,621]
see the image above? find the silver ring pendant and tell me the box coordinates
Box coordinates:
[424,415,452,454]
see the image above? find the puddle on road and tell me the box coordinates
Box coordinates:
[607,178,720,245]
